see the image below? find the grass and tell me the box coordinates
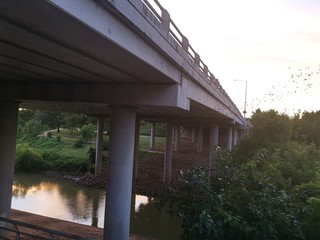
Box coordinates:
[139,135,165,150]
[16,129,166,173]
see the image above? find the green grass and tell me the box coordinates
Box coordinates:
[139,135,165,150]
[16,131,165,173]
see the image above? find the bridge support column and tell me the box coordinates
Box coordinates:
[191,127,197,143]
[233,128,239,146]
[95,115,105,177]
[227,127,233,151]
[164,123,173,185]
[197,126,203,152]
[149,122,155,149]
[209,124,219,177]
[133,117,141,181]
[174,125,180,152]
[0,100,19,237]
[104,106,136,240]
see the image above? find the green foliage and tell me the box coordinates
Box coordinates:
[22,119,44,138]
[234,109,291,160]
[161,148,305,240]
[34,111,63,132]
[61,112,88,134]
[15,144,47,172]
[139,121,166,137]
[73,139,84,148]
[47,131,53,138]
[80,123,95,143]
[293,111,320,145]
[87,146,96,164]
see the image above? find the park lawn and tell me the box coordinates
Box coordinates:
[139,135,165,150]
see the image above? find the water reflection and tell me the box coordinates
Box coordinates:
[12,173,181,239]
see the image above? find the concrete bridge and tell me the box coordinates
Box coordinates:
[0,0,247,239]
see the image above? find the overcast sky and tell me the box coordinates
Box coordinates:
[157,0,320,116]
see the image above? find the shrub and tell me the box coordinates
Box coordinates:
[80,124,95,143]
[47,132,53,138]
[160,148,305,240]
[87,147,96,164]
[73,139,84,148]
[15,144,47,172]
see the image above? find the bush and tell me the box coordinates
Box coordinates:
[87,147,96,164]
[80,124,95,143]
[23,119,43,138]
[47,131,53,138]
[73,139,84,148]
[160,148,305,240]
[15,144,47,172]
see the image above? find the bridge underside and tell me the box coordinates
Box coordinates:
[0,1,246,239]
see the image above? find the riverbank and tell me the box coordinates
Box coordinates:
[75,138,210,197]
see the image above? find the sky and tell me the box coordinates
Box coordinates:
[156,0,320,117]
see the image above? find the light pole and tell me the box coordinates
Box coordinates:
[234,79,248,118]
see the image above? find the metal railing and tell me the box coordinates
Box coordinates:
[138,0,243,118]
[0,216,93,240]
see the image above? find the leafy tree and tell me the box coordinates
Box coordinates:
[15,144,47,172]
[23,119,43,138]
[234,109,291,161]
[80,123,95,143]
[34,110,64,133]
[61,113,88,134]
[293,111,320,146]
[160,148,304,240]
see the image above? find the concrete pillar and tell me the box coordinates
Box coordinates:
[163,123,173,185]
[95,115,105,177]
[209,124,219,177]
[149,122,155,149]
[133,117,141,181]
[0,100,19,237]
[104,106,136,240]
[197,126,203,152]
[191,127,197,143]
[233,128,239,146]
[174,125,180,152]
[227,127,233,151]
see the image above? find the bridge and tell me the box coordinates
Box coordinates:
[0,0,247,239]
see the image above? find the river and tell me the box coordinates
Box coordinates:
[11,173,182,240]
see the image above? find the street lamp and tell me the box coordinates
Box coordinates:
[234,79,248,118]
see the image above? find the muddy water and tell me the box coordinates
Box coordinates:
[11,173,181,240]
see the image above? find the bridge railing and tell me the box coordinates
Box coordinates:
[139,0,242,118]
[0,216,93,240]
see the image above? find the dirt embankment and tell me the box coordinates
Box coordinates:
[76,138,210,197]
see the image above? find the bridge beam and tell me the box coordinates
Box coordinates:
[0,100,19,237]
[104,106,136,240]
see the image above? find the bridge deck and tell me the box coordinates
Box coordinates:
[9,209,155,240]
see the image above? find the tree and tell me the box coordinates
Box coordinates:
[80,124,95,143]
[293,111,320,146]
[234,109,291,160]
[34,111,64,133]
[61,113,88,134]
